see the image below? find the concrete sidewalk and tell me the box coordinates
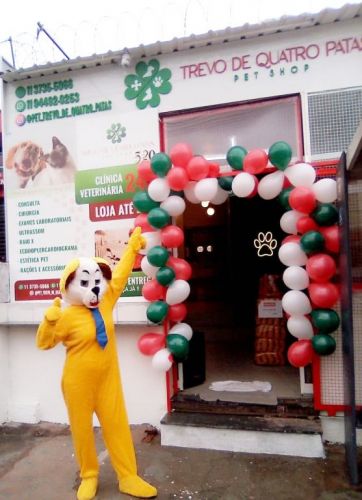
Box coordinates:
[1,422,362,500]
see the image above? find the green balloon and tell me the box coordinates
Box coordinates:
[278,187,293,210]
[268,141,292,170]
[166,333,189,360]
[150,152,172,177]
[146,300,169,324]
[133,190,160,213]
[156,266,175,286]
[312,334,336,356]
[147,207,171,229]
[312,203,339,226]
[311,309,340,334]
[226,146,247,170]
[147,246,169,267]
[300,231,325,254]
[218,176,234,191]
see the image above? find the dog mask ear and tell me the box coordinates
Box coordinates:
[94,258,112,281]
[5,145,19,169]
[59,258,80,294]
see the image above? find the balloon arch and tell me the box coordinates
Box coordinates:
[133,142,340,372]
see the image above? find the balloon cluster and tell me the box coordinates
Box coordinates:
[277,167,340,368]
[225,142,340,367]
[134,143,199,371]
[133,141,340,372]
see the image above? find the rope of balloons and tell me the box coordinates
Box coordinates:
[132,142,340,371]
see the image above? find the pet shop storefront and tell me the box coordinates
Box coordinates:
[0,5,362,453]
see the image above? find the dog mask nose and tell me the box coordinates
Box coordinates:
[92,286,100,297]
[22,159,32,169]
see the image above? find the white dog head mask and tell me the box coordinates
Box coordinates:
[60,257,112,308]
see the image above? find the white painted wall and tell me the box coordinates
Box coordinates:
[3,324,167,427]
[0,327,9,423]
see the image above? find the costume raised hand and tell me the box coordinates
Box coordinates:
[36,227,157,500]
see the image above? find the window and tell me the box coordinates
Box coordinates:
[161,95,303,164]
[308,87,362,158]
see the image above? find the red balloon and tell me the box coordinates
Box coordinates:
[167,167,189,191]
[168,303,188,322]
[170,143,193,168]
[133,253,143,271]
[296,216,319,234]
[186,156,210,181]
[243,149,268,175]
[142,279,165,301]
[138,333,165,356]
[309,282,339,308]
[320,225,340,254]
[138,160,157,183]
[289,186,317,214]
[287,340,314,367]
[134,213,155,233]
[161,225,184,248]
[282,235,300,245]
[208,162,220,178]
[168,256,192,280]
[306,253,336,282]
[283,176,292,188]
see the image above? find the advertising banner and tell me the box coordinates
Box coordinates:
[3,70,158,301]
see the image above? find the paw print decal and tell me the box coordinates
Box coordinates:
[254,232,277,257]
[124,59,172,110]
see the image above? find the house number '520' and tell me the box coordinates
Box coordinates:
[135,149,156,163]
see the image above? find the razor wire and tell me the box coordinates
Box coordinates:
[0,0,344,69]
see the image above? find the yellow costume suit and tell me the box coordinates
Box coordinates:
[36,228,157,500]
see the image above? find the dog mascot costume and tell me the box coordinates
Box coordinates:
[36,227,157,500]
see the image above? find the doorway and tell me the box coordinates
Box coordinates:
[179,192,300,406]
[160,95,306,409]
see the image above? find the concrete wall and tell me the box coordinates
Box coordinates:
[2,324,168,427]
[0,327,9,423]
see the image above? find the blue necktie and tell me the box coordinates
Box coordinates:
[90,308,108,349]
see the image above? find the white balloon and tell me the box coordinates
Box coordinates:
[211,186,229,205]
[148,178,170,202]
[152,348,173,371]
[166,279,191,305]
[194,178,219,202]
[283,266,310,290]
[168,322,193,341]
[160,196,186,216]
[278,242,307,266]
[287,315,314,339]
[285,162,316,187]
[184,182,199,204]
[232,172,256,197]
[258,170,285,200]
[312,178,337,203]
[139,231,162,255]
[282,290,312,315]
[280,210,304,234]
[141,256,159,277]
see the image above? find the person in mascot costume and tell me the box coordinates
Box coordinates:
[36,227,157,500]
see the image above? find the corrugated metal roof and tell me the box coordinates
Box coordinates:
[1,2,361,82]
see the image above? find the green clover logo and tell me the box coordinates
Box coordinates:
[124,59,172,110]
[106,123,126,143]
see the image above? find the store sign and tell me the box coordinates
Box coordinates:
[179,34,362,83]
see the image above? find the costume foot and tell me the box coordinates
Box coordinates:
[77,477,98,500]
[119,475,157,498]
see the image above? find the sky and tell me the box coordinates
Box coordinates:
[0,0,360,68]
